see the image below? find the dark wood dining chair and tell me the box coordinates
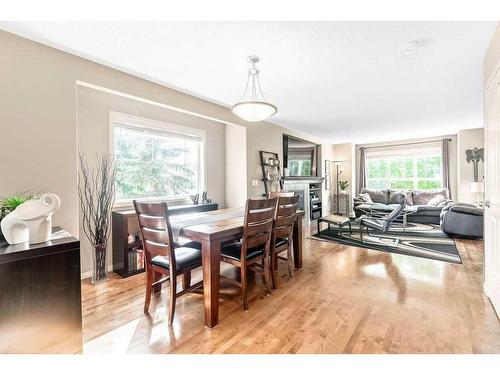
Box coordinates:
[220,197,278,310]
[133,200,203,325]
[270,195,298,288]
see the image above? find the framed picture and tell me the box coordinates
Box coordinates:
[325,174,331,190]
[324,160,331,175]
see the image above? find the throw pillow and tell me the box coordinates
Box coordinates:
[427,195,446,206]
[361,188,389,204]
[389,190,413,205]
[358,193,373,203]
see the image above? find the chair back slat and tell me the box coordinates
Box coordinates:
[274,226,293,239]
[144,242,170,258]
[271,195,299,248]
[246,233,270,249]
[268,191,296,198]
[141,227,169,244]
[241,198,278,260]
[133,200,176,270]
[134,201,164,216]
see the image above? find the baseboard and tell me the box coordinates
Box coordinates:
[81,264,114,280]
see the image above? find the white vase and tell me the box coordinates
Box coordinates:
[0,193,61,245]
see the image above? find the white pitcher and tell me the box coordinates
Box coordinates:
[1,193,61,245]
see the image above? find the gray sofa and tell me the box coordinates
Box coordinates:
[353,188,453,225]
[440,203,484,238]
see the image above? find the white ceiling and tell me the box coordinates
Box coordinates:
[1,21,496,143]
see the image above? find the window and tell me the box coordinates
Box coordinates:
[110,113,205,203]
[365,143,442,191]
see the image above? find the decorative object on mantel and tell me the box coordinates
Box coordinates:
[1,193,61,245]
[338,180,349,194]
[190,193,199,205]
[231,55,277,122]
[201,190,212,203]
[259,150,284,197]
[78,153,116,284]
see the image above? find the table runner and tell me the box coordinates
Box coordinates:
[170,209,245,240]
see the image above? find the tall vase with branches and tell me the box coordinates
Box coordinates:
[78,154,117,284]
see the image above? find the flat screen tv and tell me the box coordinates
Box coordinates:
[283,135,319,177]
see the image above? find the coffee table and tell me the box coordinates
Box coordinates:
[317,214,352,237]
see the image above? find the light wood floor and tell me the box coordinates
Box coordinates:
[82,225,500,354]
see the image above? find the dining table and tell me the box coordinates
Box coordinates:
[170,207,304,328]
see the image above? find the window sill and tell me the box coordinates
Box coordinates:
[113,197,193,210]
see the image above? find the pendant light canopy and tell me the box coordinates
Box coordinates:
[231,55,277,122]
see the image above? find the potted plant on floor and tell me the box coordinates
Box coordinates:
[78,154,116,284]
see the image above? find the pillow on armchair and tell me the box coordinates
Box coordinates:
[358,193,373,203]
[427,195,446,206]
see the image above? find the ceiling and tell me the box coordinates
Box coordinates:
[1,21,496,144]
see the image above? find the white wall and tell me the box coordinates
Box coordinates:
[457,128,485,203]
[225,124,247,208]
[0,30,258,238]
[484,23,500,85]
[77,85,227,275]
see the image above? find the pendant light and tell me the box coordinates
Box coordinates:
[231,55,277,122]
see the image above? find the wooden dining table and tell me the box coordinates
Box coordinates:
[171,207,304,328]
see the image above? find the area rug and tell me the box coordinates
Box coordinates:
[311,220,462,264]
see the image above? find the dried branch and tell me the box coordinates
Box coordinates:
[78,153,116,247]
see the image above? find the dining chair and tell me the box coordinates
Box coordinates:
[133,200,203,325]
[220,197,278,310]
[270,195,299,289]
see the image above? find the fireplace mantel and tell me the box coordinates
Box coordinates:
[283,176,324,183]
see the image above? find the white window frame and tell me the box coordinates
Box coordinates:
[109,111,207,208]
[365,143,443,191]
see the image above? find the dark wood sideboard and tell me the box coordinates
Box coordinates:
[112,202,218,278]
[0,227,82,354]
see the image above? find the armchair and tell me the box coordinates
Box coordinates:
[358,194,406,246]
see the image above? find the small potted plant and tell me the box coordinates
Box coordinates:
[338,180,349,194]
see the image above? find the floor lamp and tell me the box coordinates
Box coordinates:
[332,160,343,213]
[470,181,484,207]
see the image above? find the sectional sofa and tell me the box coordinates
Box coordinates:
[353,188,453,225]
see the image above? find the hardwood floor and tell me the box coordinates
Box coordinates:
[82,225,500,354]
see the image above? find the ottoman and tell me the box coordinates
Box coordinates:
[440,203,484,239]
